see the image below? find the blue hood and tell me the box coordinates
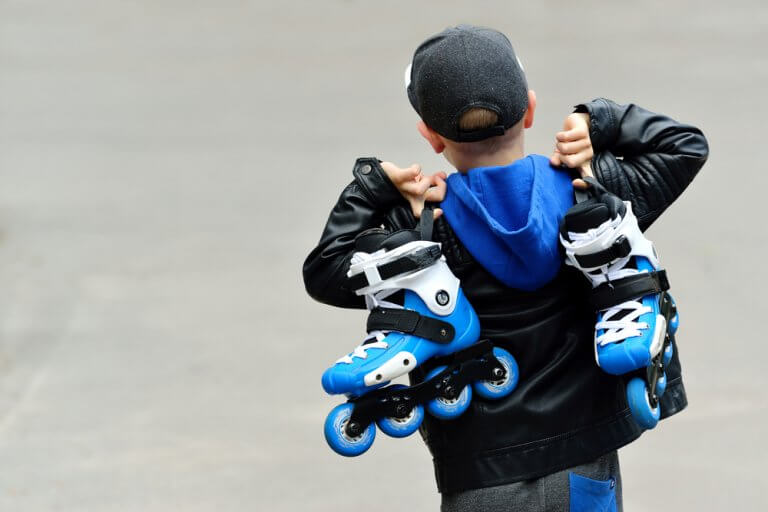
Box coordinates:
[440,154,574,291]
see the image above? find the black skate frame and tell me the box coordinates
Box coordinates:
[342,340,506,438]
[632,291,677,410]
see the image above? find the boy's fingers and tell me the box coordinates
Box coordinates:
[576,147,594,165]
[381,162,425,185]
[402,165,420,183]
[556,138,591,155]
[426,172,447,186]
[379,161,396,179]
[559,153,580,168]
[433,208,443,219]
[381,161,411,184]
[556,128,587,143]
[572,178,589,190]
[560,148,594,169]
[400,183,422,197]
[550,149,562,167]
[410,198,424,218]
[402,177,432,196]
[425,190,444,202]
[424,179,447,203]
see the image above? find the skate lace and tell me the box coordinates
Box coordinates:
[336,251,406,365]
[595,299,652,346]
[569,226,652,346]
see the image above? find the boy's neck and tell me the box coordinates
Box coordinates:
[452,142,525,173]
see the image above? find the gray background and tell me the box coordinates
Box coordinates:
[0,1,765,510]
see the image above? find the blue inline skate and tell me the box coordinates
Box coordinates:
[559,178,679,430]
[322,212,519,456]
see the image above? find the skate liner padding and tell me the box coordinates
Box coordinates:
[345,244,441,290]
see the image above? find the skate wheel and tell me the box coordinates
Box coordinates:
[424,366,472,420]
[324,403,375,457]
[669,296,679,335]
[473,347,519,400]
[669,315,679,335]
[626,377,660,430]
[662,341,674,366]
[376,385,424,438]
[655,372,667,397]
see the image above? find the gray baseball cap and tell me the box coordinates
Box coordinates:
[405,25,528,142]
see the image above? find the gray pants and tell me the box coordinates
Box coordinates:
[441,451,622,512]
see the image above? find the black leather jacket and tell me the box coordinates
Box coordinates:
[303,98,708,493]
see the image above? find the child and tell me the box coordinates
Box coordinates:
[304,25,708,511]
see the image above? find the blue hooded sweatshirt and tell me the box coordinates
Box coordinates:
[440,154,574,291]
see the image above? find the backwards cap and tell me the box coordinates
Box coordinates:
[406,25,528,142]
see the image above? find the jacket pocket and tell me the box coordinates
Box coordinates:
[568,472,617,512]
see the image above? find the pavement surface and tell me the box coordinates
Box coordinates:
[0,1,766,510]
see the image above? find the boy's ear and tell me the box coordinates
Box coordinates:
[417,120,445,154]
[523,89,537,129]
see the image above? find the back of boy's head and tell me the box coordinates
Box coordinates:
[405,25,528,144]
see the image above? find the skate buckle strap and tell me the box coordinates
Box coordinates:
[366,307,455,343]
[346,245,442,290]
[418,207,434,241]
[590,270,670,310]
[574,235,632,268]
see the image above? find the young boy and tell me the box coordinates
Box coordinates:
[304,25,708,511]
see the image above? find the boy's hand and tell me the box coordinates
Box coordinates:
[380,161,447,219]
[550,113,594,190]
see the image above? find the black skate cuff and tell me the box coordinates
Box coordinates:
[590,270,670,310]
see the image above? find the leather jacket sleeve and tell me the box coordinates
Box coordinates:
[576,98,709,230]
[302,157,415,309]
